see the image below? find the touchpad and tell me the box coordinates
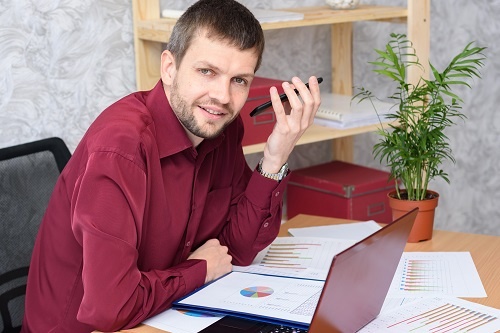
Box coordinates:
[220,316,260,329]
[199,316,270,332]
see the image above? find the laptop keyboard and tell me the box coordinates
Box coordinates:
[266,326,308,333]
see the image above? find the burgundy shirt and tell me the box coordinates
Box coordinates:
[22,80,287,332]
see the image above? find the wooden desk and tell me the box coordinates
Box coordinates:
[108,214,500,332]
[278,215,500,309]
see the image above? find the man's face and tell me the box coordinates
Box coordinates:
[161,31,258,145]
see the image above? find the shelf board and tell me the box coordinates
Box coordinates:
[136,5,407,43]
[261,5,408,29]
[242,121,395,155]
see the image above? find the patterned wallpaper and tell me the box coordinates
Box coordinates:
[1,0,499,235]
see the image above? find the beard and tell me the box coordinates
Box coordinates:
[169,78,236,140]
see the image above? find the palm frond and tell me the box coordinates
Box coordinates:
[354,33,486,200]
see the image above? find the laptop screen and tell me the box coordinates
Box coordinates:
[196,208,418,333]
[308,208,418,332]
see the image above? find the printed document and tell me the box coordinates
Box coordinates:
[142,308,223,333]
[287,220,381,241]
[175,271,322,327]
[387,252,486,298]
[360,296,500,332]
[232,236,354,280]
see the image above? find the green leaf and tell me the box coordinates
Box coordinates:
[355,34,487,199]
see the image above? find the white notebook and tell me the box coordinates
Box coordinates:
[314,93,394,129]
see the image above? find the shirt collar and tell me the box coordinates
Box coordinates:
[145,80,224,158]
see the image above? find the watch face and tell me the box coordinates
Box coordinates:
[278,163,289,179]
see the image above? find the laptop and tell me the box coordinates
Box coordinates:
[198,208,419,333]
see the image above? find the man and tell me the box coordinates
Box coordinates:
[22,0,321,331]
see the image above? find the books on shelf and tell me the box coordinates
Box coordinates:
[314,93,394,129]
[162,8,304,24]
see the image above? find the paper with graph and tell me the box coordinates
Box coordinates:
[232,236,354,281]
[287,220,382,241]
[175,271,323,327]
[387,252,486,298]
[360,296,500,333]
[142,308,223,333]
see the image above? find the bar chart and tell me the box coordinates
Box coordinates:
[399,258,449,293]
[260,242,320,270]
[233,236,354,280]
[387,252,486,298]
[360,296,500,333]
[387,303,496,332]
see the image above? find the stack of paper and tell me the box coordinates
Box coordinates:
[314,93,395,129]
[162,8,304,24]
[249,8,304,23]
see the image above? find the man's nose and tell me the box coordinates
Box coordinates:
[209,79,231,105]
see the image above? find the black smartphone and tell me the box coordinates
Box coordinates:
[249,77,323,117]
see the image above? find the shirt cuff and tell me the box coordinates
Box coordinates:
[246,169,291,209]
[176,259,207,293]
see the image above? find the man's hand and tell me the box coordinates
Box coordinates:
[261,76,321,173]
[188,239,232,283]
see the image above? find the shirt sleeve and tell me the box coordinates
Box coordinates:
[71,151,206,331]
[217,121,290,266]
[219,167,290,266]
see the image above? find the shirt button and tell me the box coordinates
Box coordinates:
[263,222,269,228]
[275,191,280,197]
[186,241,191,247]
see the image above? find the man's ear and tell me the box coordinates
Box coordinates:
[160,50,176,85]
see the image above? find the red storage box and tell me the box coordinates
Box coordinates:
[287,161,396,223]
[240,76,285,146]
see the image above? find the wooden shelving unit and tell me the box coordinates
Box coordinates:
[132,1,430,161]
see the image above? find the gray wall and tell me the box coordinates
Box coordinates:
[1,0,498,235]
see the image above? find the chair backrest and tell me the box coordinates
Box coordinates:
[0,137,71,333]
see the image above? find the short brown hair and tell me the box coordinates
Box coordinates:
[166,0,265,71]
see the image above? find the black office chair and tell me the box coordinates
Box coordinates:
[0,137,71,333]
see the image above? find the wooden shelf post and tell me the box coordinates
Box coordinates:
[331,22,354,162]
[132,0,162,90]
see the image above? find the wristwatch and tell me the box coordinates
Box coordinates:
[257,158,289,182]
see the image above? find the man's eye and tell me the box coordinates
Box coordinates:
[234,78,247,85]
[200,69,212,75]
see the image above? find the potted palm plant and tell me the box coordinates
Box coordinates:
[356,33,486,242]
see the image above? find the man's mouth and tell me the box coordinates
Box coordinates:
[200,106,224,116]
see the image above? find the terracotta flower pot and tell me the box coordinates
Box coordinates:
[387,190,439,243]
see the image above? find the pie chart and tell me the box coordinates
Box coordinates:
[240,286,274,298]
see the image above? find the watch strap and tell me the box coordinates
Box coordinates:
[257,158,289,182]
